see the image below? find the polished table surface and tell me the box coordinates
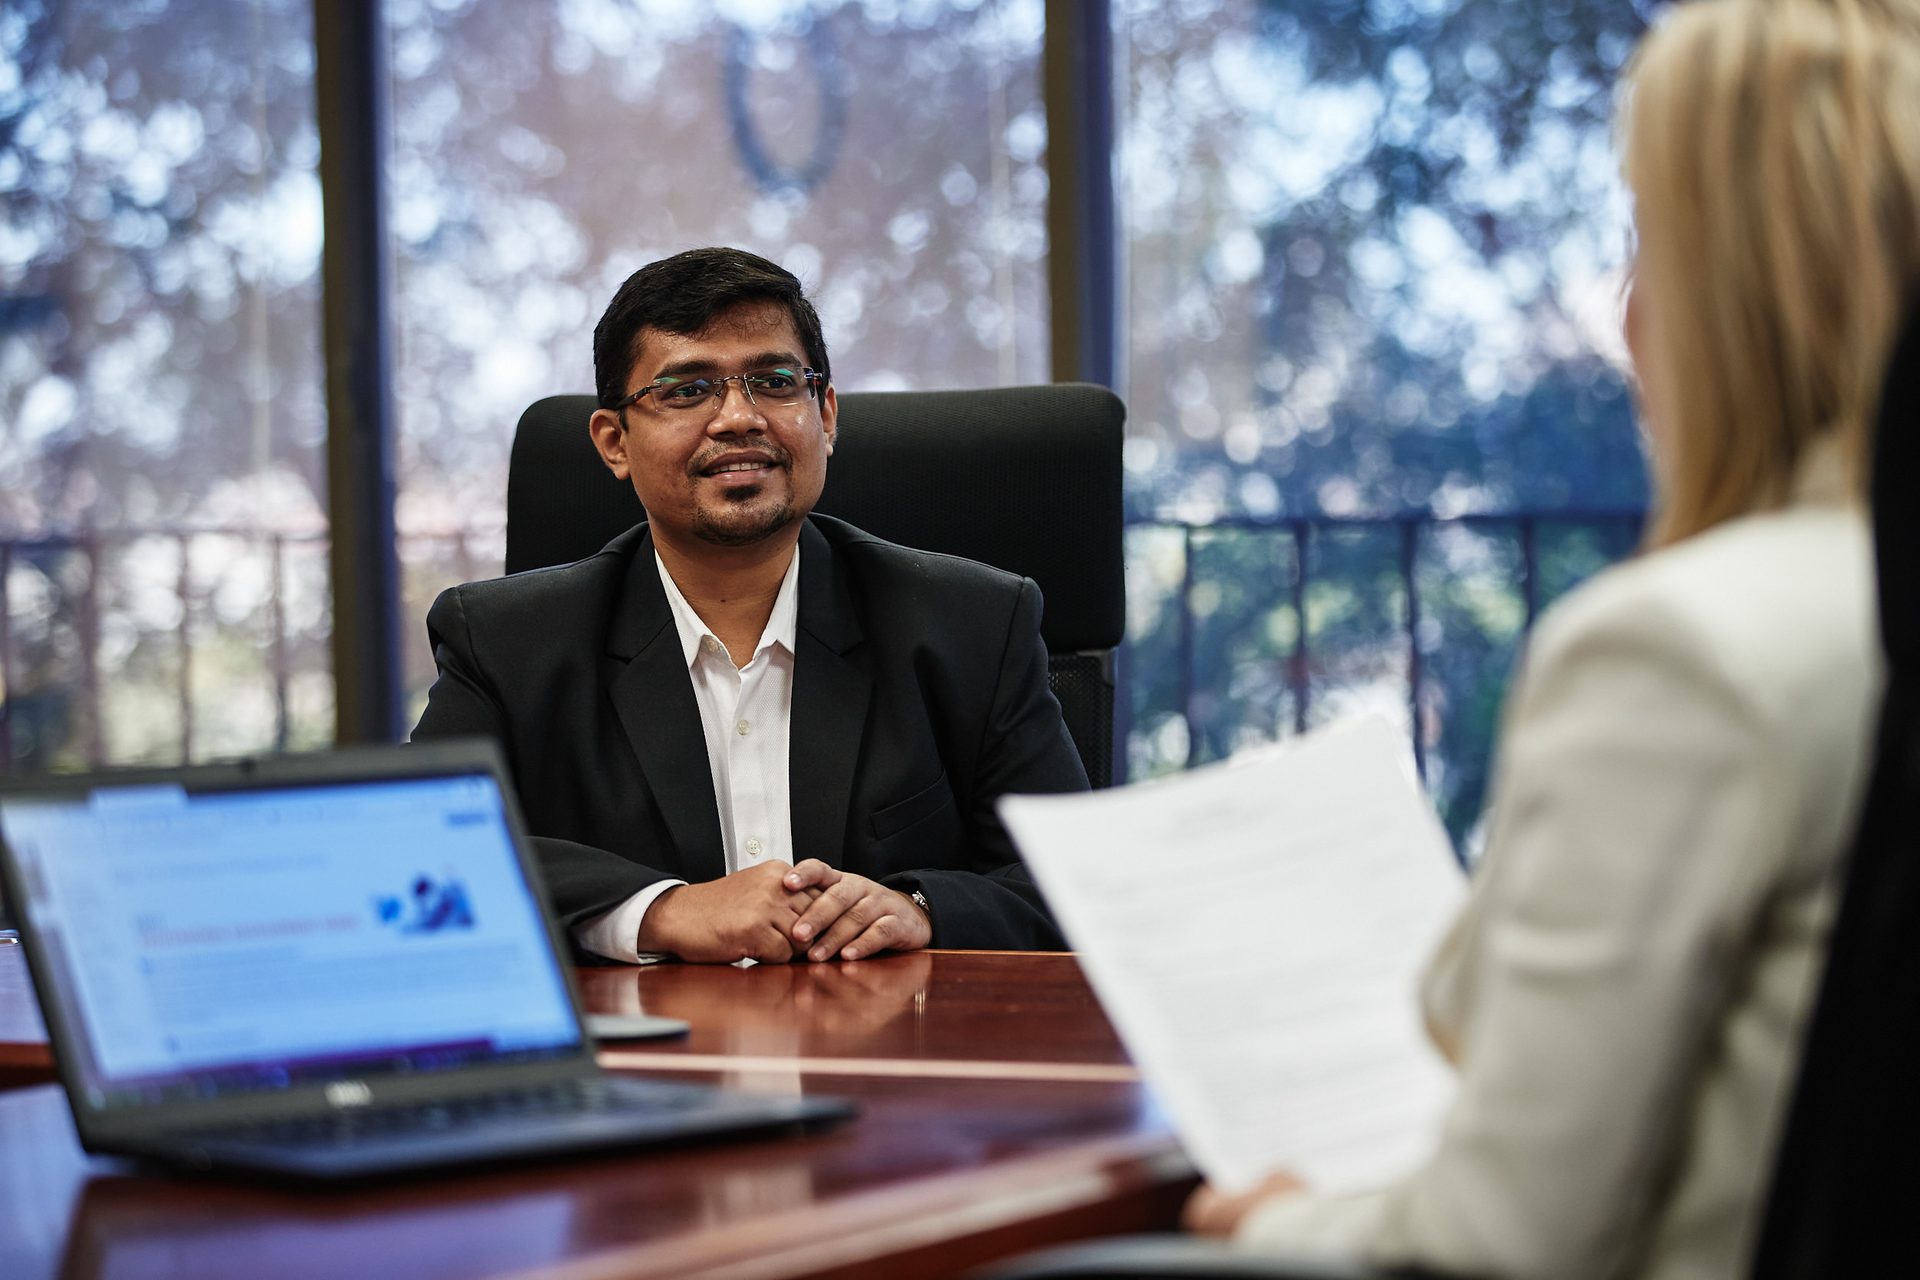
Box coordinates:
[0,947,1195,1279]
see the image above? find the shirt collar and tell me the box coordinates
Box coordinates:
[654,547,801,670]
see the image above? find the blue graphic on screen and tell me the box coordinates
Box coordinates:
[376,873,478,934]
[0,771,584,1107]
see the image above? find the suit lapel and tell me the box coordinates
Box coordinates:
[790,520,871,867]
[605,527,727,884]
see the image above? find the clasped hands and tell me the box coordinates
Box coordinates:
[637,858,931,964]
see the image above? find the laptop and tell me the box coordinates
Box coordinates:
[0,739,852,1180]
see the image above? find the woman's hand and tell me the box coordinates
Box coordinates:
[1183,1170,1309,1237]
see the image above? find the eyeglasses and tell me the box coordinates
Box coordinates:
[614,366,826,420]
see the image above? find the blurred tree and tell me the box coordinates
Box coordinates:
[1122,0,1648,520]
[1119,0,1655,842]
[1,0,326,532]
[1,0,331,768]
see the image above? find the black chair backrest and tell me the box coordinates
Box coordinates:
[505,384,1127,786]
[1750,307,1920,1277]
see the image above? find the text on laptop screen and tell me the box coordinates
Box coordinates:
[1,773,582,1107]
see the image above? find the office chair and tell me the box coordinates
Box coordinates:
[505,383,1127,786]
[970,309,1920,1280]
[1745,303,1920,1276]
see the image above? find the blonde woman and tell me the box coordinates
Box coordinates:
[1187,1,1920,1276]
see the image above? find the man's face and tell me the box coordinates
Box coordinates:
[589,300,837,555]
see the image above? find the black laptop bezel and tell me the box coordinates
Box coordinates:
[0,738,605,1147]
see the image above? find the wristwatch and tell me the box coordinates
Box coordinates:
[907,889,932,921]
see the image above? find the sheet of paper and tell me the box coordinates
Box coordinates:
[999,715,1467,1194]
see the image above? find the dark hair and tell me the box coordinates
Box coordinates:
[592,247,831,408]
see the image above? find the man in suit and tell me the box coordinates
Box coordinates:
[412,247,1087,964]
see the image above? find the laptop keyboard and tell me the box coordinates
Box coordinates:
[193,1078,699,1149]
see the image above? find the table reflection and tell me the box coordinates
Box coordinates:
[580,952,934,1061]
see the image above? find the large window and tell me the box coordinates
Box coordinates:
[1117,0,1649,845]
[384,0,1051,715]
[0,0,331,771]
[6,1,1657,860]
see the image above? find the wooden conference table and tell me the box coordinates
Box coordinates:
[0,944,1196,1279]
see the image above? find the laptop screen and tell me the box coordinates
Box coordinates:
[0,768,584,1110]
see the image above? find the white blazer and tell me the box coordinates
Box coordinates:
[1238,444,1879,1279]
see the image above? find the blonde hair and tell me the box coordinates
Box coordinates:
[1621,0,1920,547]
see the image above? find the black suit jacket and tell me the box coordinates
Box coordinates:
[411,514,1086,951]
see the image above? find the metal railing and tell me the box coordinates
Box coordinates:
[1122,509,1646,781]
[0,511,1645,776]
[0,528,331,770]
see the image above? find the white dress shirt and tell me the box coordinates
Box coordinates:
[1236,442,1878,1279]
[575,549,799,963]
